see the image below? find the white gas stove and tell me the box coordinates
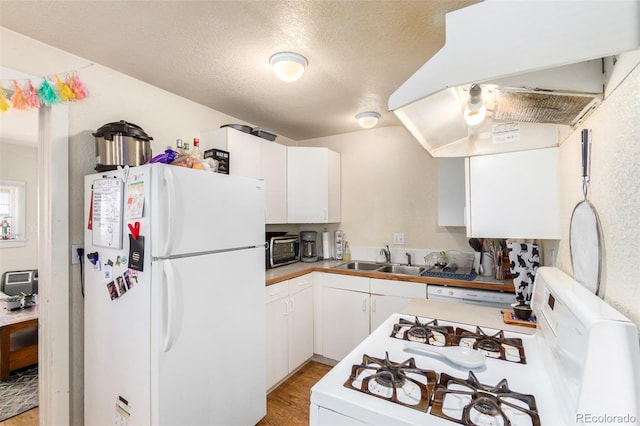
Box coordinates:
[310,267,640,425]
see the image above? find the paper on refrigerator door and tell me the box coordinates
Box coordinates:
[92,177,124,249]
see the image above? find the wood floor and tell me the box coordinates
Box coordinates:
[0,407,38,426]
[0,361,331,426]
[258,360,332,426]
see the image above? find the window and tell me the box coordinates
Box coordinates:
[0,180,26,248]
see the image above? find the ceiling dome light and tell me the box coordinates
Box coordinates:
[356,111,381,129]
[270,52,308,82]
[464,84,486,126]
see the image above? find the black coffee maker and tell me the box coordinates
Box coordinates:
[300,231,318,262]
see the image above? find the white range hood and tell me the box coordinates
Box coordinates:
[389,0,640,157]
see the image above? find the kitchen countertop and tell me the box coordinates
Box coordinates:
[402,298,536,335]
[265,260,516,293]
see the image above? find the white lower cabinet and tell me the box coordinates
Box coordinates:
[370,278,427,330]
[265,274,314,390]
[266,281,288,390]
[288,275,314,371]
[322,273,370,361]
[321,274,427,361]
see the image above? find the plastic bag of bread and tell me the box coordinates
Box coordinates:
[170,154,194,168]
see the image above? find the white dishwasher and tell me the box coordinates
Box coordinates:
[427,284,514,309]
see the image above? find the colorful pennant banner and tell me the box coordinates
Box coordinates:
[0,70,89,113]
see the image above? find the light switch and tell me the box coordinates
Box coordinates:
[393,233,405,245]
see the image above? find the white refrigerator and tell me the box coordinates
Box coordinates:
[83,164,266,425]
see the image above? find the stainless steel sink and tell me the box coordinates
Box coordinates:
[376,264,425,276]
[332,261,426,276]
[333,261,385,271]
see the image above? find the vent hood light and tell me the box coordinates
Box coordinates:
[464,84,486,126]
[389,0,640,157]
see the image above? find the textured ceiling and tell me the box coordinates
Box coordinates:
[0,0,477,142]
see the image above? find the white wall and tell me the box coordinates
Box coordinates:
[298,126,471,253]
[557,54,640,326]
[0,142,38,272]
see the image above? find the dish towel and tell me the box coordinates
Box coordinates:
[507,242,540,302]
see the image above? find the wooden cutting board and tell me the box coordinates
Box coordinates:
[501,310,537,328]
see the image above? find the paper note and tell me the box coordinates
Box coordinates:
[92,178,124,249]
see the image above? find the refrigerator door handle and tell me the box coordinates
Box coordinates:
[162,260,180,352]
[162,166,177,257]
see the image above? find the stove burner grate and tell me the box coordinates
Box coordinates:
[454,327,527,364]
[431,371,540,426]
[344,352,437,412]
[390,317,455,346]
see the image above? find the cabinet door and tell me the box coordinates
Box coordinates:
[369,279,426,331]
[288,147,328,223]
[200,128,261,178]
[265,283,288,390]
[438,158,466,227]
[370,294,414,331]
[288,286,314,372]
[323,287,369,361]
[262,141,287,224]
[467,147,559,239]
[227,131,262,179]
[287,147,340,224]
[326,149,341,223]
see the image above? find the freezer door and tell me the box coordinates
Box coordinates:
[150,247,266,425]
[150,164,265,258]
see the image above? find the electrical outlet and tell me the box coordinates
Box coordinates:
[393,233,405,245]
[71,243,84,264]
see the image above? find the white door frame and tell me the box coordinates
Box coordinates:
[38,104,70,425]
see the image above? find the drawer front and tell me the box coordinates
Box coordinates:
[265,280,289,303]
[288,273,313,296]
[323,273,369,293]
[370,278,426,298]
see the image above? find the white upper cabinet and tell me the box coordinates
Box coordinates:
[437,158,466,227]
[466,147,559,239]
[261,142,287,224]
[287,147,341,223]
[201,128,287,224]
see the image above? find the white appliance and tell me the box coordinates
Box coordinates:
[427,285,513,310]
[84,164,266,425]
[311,267,640,425]
[389,0,640,157]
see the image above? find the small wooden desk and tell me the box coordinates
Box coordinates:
[0,304,38,381]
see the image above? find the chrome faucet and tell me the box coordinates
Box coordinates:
[380,245,391,263]
[405,252,412,266]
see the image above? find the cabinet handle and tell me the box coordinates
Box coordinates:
[362,299,367,312]
[372,298,376,312]
[283,300,289,315]
[289,298,295,313]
